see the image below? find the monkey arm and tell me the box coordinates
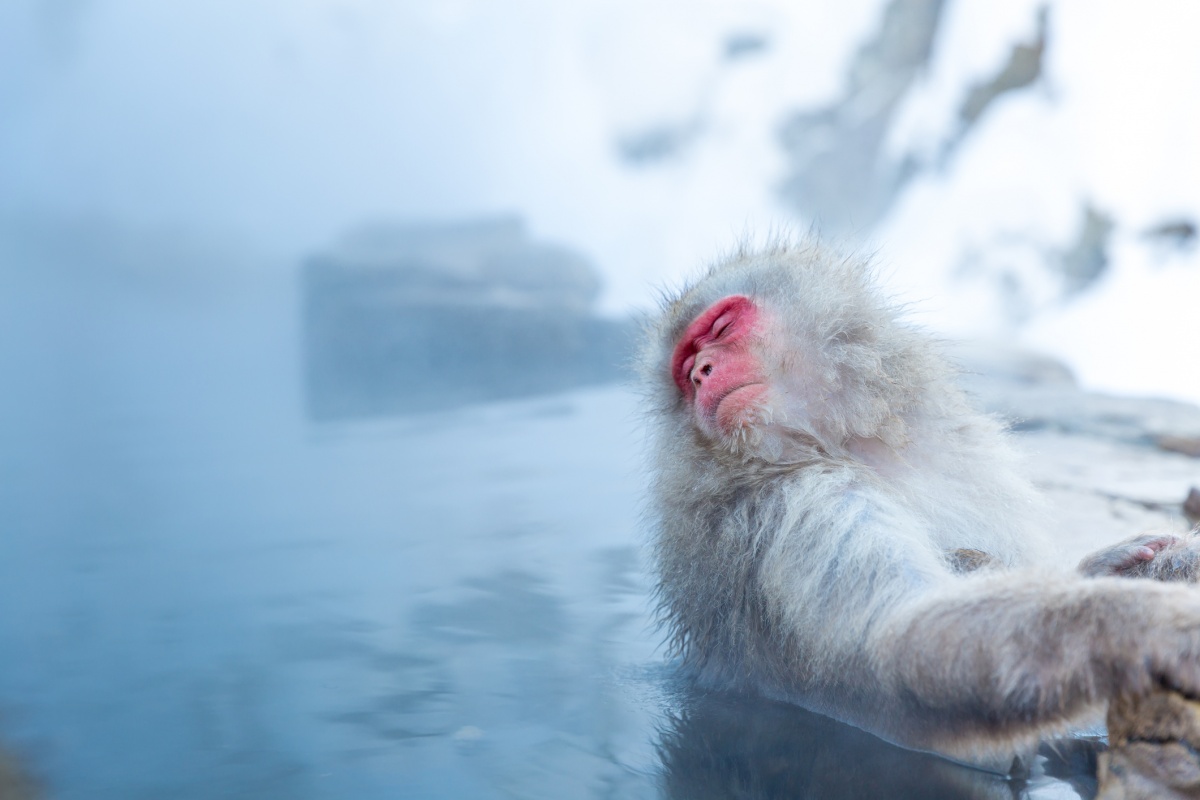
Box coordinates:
[756,488,1200,761]
[870,572,1200,759]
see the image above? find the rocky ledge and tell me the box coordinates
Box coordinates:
[955,343,1200,559]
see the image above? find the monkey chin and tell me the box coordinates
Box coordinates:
[702,386,798,463]
[711,383,768,431]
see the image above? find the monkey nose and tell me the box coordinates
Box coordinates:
[690,359,715,386]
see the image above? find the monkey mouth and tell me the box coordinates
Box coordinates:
[708,383,769,433]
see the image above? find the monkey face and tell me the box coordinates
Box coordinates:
[670,295,779,452]
[655,247,921,462]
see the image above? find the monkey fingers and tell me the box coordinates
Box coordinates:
[1130,531,1200,583]
[1077,533,1181,578]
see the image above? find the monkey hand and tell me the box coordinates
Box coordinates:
[1130,529,1200,582]
[1077,532,1185,578]
[1121,591,1200,702]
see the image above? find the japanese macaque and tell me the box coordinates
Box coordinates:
[641,241,1200,766]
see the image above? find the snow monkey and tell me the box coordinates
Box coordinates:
[641,241,1200,765]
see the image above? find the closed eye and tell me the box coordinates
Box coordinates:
[711,312,735,338]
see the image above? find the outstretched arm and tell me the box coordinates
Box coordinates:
[872,573,1200,761]
[763,496,1200,764]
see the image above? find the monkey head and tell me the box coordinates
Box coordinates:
[647,244,938,465]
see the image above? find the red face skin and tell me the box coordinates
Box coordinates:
[670,295,769,436]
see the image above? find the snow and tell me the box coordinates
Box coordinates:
[876,94,1083,334]
[875,0,1200,404]
[1023,238,1200,403]
[885,0,1047,163]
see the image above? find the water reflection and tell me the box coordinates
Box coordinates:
[658,689,1102,800]
[412,571,569,646]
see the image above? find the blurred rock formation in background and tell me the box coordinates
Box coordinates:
[302,217,637,420]
[778,0,950,232]
[0,746,40,800]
